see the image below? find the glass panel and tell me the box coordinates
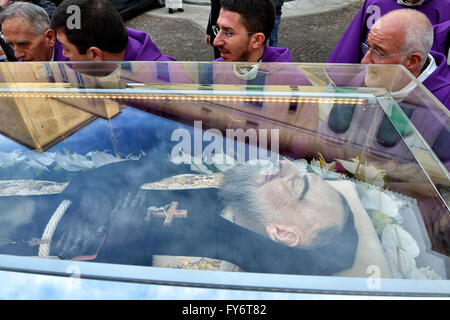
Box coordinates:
[0,61,448,294]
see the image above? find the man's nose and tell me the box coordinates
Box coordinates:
[361,51,372,64]
[13,48,25,59]
[213,35,224,47]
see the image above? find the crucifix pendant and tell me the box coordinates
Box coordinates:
[149,201,188,227]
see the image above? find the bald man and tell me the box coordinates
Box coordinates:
[362,9,449,107]
[326,9,449,171]
[328,0,450,63]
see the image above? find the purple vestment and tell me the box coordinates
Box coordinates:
[432,21,450,58]
[123,27,175,61]
[423,50,450,109]
[215,45,293,62]
[259,45,293,62]
[327,0,450,63]
[53,40,69,61]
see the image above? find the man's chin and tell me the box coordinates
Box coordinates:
[219,51,232,62]
[364,71,382,88]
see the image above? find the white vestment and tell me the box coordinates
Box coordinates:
[166,0,183,9]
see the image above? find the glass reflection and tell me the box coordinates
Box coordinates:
[0,61,448,290]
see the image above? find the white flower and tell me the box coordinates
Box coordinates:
[381,224,421,278]
[0,149,26,167]
[290,159,309,173]
[87,151,128,167]
[337,158,386,188]
[382,224,420,257]
[246,159,279,175]
[309,164,341,179]
[383,246,415,279]
[360,188,399,218]
[24,151,56,171]
[54,152,94,171]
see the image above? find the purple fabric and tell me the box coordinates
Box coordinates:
[53,40,69,61]
[423,50,450,109]
[260,45,293,62]
[123,27,175,61]
[214,45,293,62]
[206,45,307,86]
[327,0,450,63]
[432,21,450,58]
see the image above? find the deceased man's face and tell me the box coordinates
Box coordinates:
[255,161,347,247]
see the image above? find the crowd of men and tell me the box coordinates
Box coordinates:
[0,0,448,107]
[0,0,447,106]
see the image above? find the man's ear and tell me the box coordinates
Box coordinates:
[265,224,301,247]
[404,52,423,74]
[44,28,56,47]
[251,32,266,49]
[87,47,104,61]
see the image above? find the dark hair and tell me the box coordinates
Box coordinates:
[220,0,275,44]
[309,192,351,247]
[50,0,128,54]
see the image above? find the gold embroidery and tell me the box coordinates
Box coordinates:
[140,173,223,190]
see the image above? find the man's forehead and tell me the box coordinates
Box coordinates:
[2,16,33,32]
[368,25,404,51]
[217,9,244,30]
[371,17,407,41]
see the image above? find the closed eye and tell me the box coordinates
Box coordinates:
[288,175,309,200]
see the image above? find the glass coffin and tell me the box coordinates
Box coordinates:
[0,61,448,297]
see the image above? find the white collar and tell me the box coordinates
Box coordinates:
[232,63,260,80]
[50,46,55,61]
[397,0,426,6]
[390,53,437,98]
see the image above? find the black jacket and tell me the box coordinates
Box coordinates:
[46,153,358,276]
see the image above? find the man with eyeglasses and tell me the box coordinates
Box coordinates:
[361,9,449,107]
[327,0,450,63]
[212,0,292,62]
[326,9,449,173]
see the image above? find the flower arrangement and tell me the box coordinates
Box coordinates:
[310,153,387,188]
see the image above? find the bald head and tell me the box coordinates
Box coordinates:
[373,9,434,64]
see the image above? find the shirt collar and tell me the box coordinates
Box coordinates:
[50,46,55,61]
[397,0,426,6]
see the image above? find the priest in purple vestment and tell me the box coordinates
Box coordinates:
[212,0,293,62]
[432,21,450,62]
[324,9,449,170]
[327,0,450,63]
[50,0,173,62]
[0,1,68,61]
[361,9,449,108]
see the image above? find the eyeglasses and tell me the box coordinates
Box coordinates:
[212,25,254,40]
[361,43,413,62]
